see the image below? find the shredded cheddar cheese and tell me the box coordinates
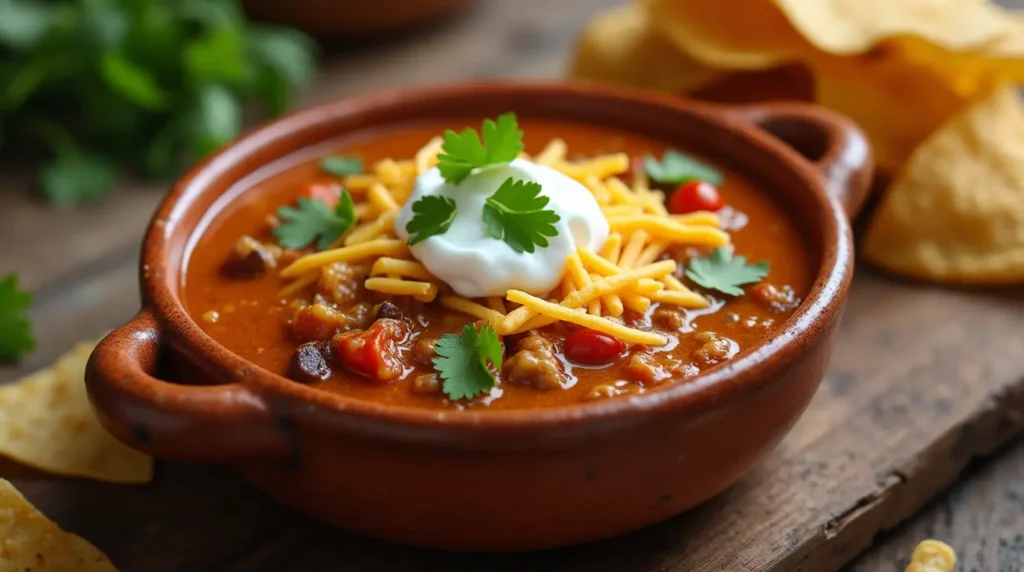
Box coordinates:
[276,138,731,345]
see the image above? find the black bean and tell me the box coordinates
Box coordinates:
[288,341,332,383]
[374,301,404,321]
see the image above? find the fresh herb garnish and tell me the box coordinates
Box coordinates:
[274,192,356,250]
[0,274,35,363]
[433,323,503,400]
[645,150,723,186]
[320,156,363,177]
[685,246,769,296]
[482,178,560,254]
[405,195,457,245]
[0,0,317,204]
[436,112,524,184]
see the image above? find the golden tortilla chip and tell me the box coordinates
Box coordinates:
[807,43,972,171]
[640,0,808,70]
[0,479,118,571]
[570,6,724,93]
[0,341,152,484]
[774,0,1017,56]
[863,86,1024,284]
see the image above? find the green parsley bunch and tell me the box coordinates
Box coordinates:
[0,0,318,205]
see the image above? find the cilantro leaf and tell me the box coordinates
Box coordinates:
[0,274,35,363]
[405,195,457,245]
[320,156,363,177]
[433,323,503,401]
[685,246,769,296]
[273,192,356,250]
[645,150,723,186]
[436,112,524,183]
[483,178,560,253]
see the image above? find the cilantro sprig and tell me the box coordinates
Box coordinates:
[645,150,723,186]
[403,113,561,253]
[483,178,561,253]
[0,274,35,363]
[685,246,769,296]
[433,323,503,401]
[405,196,457,245]
[437,112,524,183]
[273,192,356,251]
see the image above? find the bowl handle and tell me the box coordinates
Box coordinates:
[85,309,293,462]
[725,103,873,219]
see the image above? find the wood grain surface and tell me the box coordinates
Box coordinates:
[2,1,1024,571]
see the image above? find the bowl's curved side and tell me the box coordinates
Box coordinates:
[237,308,842,550]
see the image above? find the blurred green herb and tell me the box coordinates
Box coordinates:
[0,274,34,363]
[0,0,318,205]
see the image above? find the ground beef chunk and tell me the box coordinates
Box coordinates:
[412,337,437,366]
[652,306,686,331]
[691,331,736,367]
[502,335,563,390]
[292,304,348,341]
[626,353,697,386]
[318,262,369,306]
[749,283,802,312]
[288,341,332,383]
[411,373,442,395]
[222,235,280,279]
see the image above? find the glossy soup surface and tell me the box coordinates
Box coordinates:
[184,119,815,410]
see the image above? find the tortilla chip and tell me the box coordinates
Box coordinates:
[0,341,152,484]
[0,479,118,571]
[570,6,724,93]
[807,43,972,172]
[863,86,1024,284]
[640,0,808,70]
[774,0,1017,56]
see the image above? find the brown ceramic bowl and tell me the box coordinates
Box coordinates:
[85,82,871,551]
[242,0,474,36]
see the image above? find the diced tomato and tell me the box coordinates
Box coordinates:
[563,329,626,365]
[330,318,409,383]
[301,181,343,208]
[668,181,724,214]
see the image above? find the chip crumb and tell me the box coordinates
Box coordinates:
[905,539,956,572]
[0,479,118,571]
[0,340,153,484]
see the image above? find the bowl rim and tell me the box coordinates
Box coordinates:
[143,80,854,435]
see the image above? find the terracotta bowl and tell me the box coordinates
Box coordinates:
[85,82,871,551]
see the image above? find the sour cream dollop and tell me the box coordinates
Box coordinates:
[394,159,608,298]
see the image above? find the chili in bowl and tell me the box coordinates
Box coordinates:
[86,82,871,550]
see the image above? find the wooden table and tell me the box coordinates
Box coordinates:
[2,1,1024,570]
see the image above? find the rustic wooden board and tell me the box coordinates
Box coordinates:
[3,0,1024,570]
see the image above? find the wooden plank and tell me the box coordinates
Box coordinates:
[847,437,1024,571]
